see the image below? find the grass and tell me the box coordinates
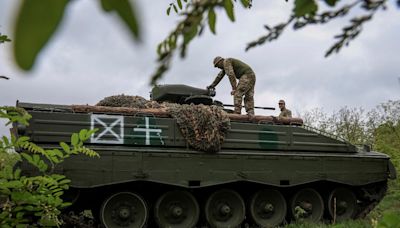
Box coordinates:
[285,219,372,228]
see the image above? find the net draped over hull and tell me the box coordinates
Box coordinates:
[96,95,230,152]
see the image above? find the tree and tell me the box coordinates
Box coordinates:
[9,0,400,84]
[301,101,400,147]
[301,106,372,145]
[371,100,400,166]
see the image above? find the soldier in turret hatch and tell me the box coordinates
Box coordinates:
[278,99,292,118]
[207,56,256,116]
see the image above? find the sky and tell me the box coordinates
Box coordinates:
[1,0,399,136]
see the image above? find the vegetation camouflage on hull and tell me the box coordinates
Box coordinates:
[13,84,396,228]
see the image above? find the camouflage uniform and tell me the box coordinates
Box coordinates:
[209,58,256,115]
[279,108,292,118]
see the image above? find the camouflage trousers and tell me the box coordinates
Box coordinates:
[234,72,255,115]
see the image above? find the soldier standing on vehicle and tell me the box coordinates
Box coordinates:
[207,56,256,115]
[278,100,292,118]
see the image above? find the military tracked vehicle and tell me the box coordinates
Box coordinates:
[14,84,396,228]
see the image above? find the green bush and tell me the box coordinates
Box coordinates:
[0,107,98,227]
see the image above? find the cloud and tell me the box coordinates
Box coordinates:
[1,0,400,135]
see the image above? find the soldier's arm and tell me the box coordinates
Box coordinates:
[287,110,292,118]
[223,58,237,90]
[209,70,225,88]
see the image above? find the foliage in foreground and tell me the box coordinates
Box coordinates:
[0,107,98,227]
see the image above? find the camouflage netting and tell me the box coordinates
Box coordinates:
[96,95,161,109]
[97,95,231,152]
[166,103,230,153]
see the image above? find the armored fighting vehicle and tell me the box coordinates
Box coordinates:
[14,84,396,228]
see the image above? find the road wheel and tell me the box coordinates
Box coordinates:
[205,189,245,228]
[290,188,324,222]
[250,189,287,227]
[100,192,148,228]
[154,190,199,228]
[328,187,357,221]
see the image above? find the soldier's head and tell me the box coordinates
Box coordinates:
[278,100,286,110]
[213,56,224,69]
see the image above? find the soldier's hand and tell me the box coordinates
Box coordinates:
[207,85,214,90]
[230,90,235,95]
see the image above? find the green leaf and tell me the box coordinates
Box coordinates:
[294,0,318,17]
[177,0,183,9]
[21,153,33,163]
[324,0,339,7]
[24,205,35,211]
[60,142,70,153]
[32,154,40,164]
[0,212,10,221]
[71,133,79,146]
[157,43,163,55]
[16,212,24,219]
[38,160,48,172]
[0,186,12,195]
[99,0,140,40]
[16,136,30,145]
[167,6,172,15]
[61,202,72,208]
[169,34,177,49]
[183,25,198,45]
[2,136,10,145]
[240,0,250,8]
[53,149,63,158]
[79,129,88,141]
[50,174,66,181]
[14,169,21,179]
[208,8,217,34]
[100,0,113,12]
[4,180,24,189]
[14,0,69,70]
[87,128,98,138]
[0,34,12,43]
[173,4,178,13]
[58,179,71,186]
[224,0,235,22]
[53,191,64,197]
[51,156,60,163]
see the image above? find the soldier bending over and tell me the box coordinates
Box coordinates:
[207,56,256,115]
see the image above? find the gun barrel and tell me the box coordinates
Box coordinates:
[223,104,275,110]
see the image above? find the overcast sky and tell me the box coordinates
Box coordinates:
[1,1,399,136]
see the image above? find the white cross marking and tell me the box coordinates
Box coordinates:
[134,117,162,145]
[91,115,124,144]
